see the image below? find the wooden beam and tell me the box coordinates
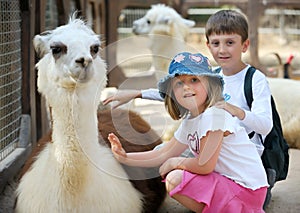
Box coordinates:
[247,0,262,68]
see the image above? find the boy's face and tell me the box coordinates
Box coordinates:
[206,33,249,72]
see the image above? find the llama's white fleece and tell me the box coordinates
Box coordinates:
[15,17,143,213]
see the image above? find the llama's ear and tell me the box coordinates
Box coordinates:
[33,30,53,58]
[182,18,195,28]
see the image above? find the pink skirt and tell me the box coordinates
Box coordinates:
[169,171,267,213]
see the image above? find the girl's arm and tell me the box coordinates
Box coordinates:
[159,130,224,177]
[108,133,188,167]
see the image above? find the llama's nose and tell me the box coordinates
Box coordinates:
[75,57,92,68]
[132,22,139,34]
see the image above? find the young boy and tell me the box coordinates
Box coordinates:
[103,9,274,208]
[205,10,273,157]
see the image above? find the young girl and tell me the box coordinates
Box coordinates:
[108,52,268,213]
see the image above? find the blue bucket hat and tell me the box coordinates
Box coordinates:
[158,52,224,98]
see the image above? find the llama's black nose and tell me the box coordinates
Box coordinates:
[75,57,92,68]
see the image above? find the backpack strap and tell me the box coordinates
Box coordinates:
[214,66,222,73]
[243,66,259,139]
[244,66,256,108]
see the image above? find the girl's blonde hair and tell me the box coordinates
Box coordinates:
[164,75,224,120]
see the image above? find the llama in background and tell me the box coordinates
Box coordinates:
[132,4,195,80]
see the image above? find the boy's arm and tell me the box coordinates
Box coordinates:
[242,73,273,135]
[103,88,162,108]
[141,88,163,101]
[102,89,142,108]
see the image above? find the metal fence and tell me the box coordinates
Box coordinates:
[118,8,149,35]
[45,0,59,30]
[0,0,22,161]
[118,7,300,38]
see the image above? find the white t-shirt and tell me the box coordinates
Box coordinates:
[174,107,268,190]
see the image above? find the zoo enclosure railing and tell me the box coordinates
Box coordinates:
[0,0,22,162]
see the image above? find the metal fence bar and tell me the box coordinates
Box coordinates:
[0,0,22,161]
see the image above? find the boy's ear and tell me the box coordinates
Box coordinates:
[242,39,250,52]
[206,41,210,48]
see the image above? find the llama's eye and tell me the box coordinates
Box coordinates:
[50,42,67,59]
[51,46,62,55]
[91,45,99,55]
[146,19,151,25]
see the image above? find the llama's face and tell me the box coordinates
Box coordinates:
[33,18,107,92]
[132,4,195,36]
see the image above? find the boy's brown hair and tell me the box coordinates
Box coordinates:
[205,10,248,42]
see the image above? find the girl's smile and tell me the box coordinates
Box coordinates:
[183,92,195,98]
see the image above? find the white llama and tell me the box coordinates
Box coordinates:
[15,16,165,213]
[132,4,195,80]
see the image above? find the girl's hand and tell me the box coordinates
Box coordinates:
[102,90,141,109]
[107,133,127,161]
[159,157,186,178]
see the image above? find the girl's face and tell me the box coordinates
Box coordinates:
[206,33,249,74]
[172,75,208,117]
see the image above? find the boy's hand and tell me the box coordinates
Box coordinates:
[214,100,245,120]
[108,133,127,161]
[102,90,141,109]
